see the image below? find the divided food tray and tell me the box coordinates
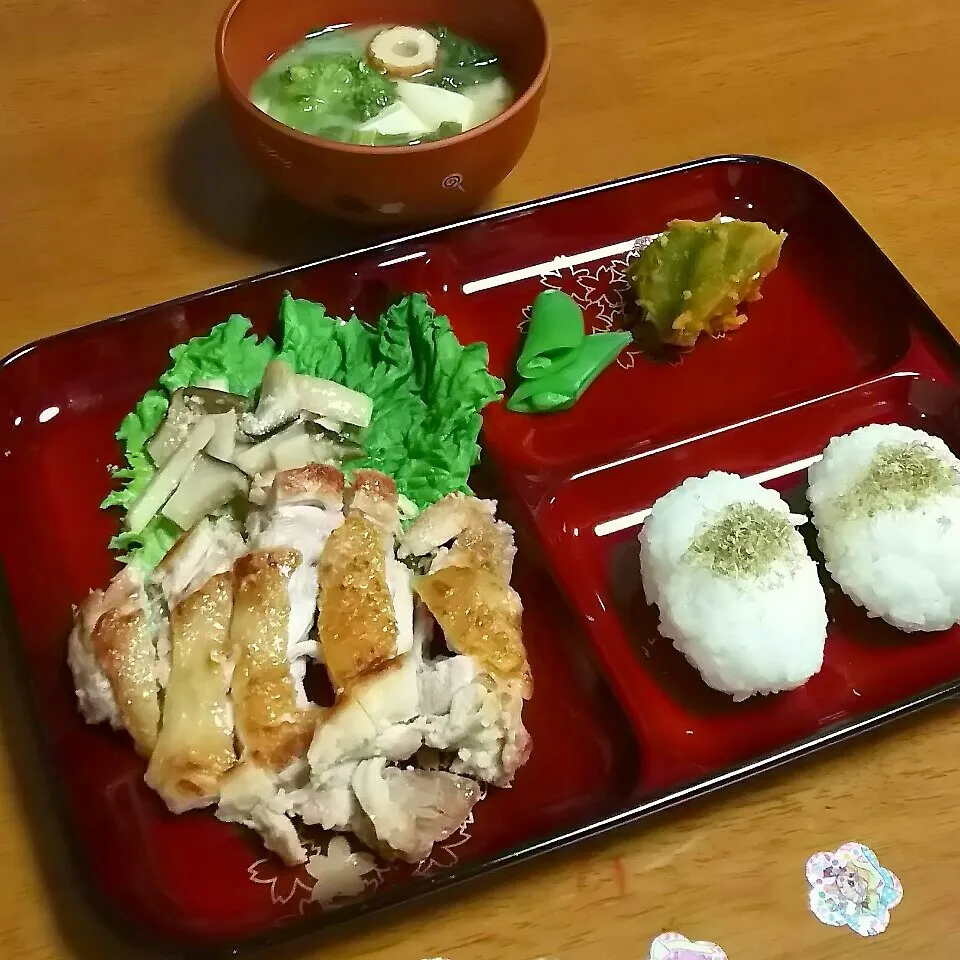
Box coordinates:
[2,155,959,954]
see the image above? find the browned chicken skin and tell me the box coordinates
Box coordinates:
[317,510,399,691]
[145,573,237,812]
[415,512,531,697]
[270,463,345,509]
[69,566,160,757]
[70,450,533,866]
[231,548,320,771]
[346,469,400,534]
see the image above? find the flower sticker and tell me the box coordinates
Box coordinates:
[805,841,902,936]
[648,932,727,960]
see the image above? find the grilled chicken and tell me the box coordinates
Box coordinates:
[298,474,418,827]
[73,451,532,867]
[216,469,345,862]
[309,654,421,769]
[293,472,486,860]
[318,511,401,689]
[270,462,345,511]
[218,547,320,862]
[230,548,319,771]
[153,516,246,608]
[351,757,480,864]
[216,762,308,864]
[253,465,345,703]
[409,498,532,786]
[145,571,238,812]
[68,565,161,757]
[347,468,402,536]
[398,492,496,558]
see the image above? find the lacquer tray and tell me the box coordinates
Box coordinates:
[3,155,960,955]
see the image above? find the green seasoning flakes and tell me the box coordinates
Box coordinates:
[835,442,959,519]
[687,503,794,578]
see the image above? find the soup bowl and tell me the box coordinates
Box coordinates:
[216,0,550,225]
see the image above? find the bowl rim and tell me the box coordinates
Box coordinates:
[215,0,551,155]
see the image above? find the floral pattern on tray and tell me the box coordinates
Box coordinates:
[805,841,902,936]
[517,240,649,370]
[248,793,484,920]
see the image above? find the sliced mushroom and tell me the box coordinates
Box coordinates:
[296,374,373,429]
[148,388,246,467]
[303,420,365,462]
[241,360,301,440]
[368,26,439,79]
[271,432,318,472]
[160,454,250,531]
[194,377,230,392]
[302,411,345,435]
[233,421,309,477]
[147,393,197,468]
[206,410,238,463]
[126,418,217,533]
[184,387,247,415]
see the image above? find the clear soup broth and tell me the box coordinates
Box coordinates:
[251,23,514,147]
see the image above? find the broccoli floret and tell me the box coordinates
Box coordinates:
[262,53,397,128]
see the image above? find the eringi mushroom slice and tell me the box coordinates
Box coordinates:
[240,360,301,440]
[126,417,217,533]
[206,409,238,463]
[160,453,250,531]
[233,421,310,476]
[148,388,247,467]
[296,374,373,429]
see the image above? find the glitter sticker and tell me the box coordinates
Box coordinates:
[648,932,727,960]
[805,841,902,936]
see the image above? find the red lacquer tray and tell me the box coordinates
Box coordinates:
[2,155,960,955]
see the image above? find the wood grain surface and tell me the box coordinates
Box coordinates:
[1,0,959,957]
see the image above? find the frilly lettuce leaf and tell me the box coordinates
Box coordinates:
[103,316,275,568]
[277,291,504,508]
[160,314,276,395]
[104,293,503,569]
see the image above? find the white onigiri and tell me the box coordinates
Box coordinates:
[639,471,827,701]
[807,423,960,632]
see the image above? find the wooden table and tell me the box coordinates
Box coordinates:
[2,0,959,957]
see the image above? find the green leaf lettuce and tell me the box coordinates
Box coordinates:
[277,292,504,508]
[103,315,276,567]
[103,294,502,569]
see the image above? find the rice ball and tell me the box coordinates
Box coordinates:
[808,423,960,632]
[639,471,827,701]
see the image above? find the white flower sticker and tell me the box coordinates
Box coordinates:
[805,841,902,936]
[648,932,727,960]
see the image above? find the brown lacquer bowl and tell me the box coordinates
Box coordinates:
[215,0,550,225]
